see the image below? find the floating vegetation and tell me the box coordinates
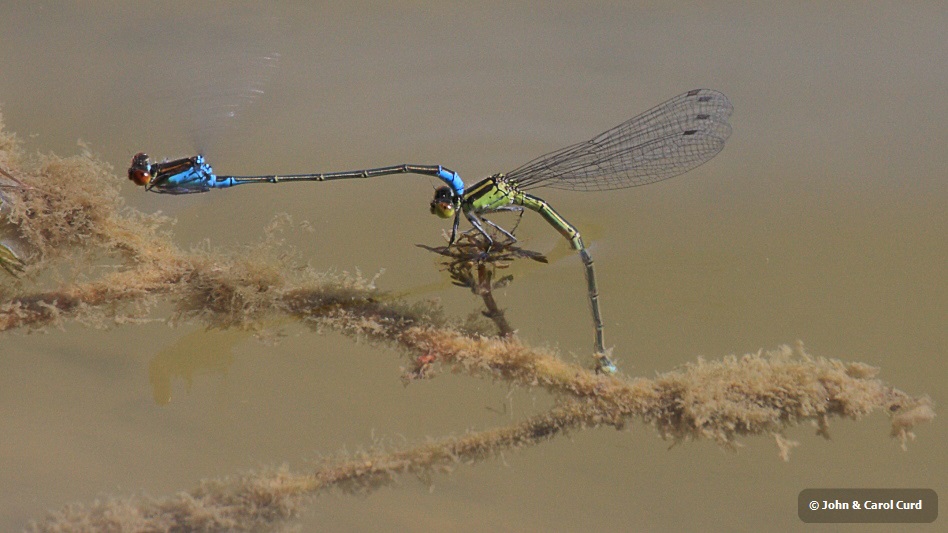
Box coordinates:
[0,112,933,532]
[419,232,548,340]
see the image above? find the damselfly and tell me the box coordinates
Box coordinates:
[129,89,733,373]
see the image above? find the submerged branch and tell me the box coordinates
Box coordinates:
[31,404,588,532]
[29,348,935,531]
[419,232,548,339]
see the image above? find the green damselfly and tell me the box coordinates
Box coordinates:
[130,89,733,373]
[429,89,733,372]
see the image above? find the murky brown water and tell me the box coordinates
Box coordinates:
[1,2,944,531]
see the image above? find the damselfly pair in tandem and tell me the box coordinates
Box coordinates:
[129,89,734,374]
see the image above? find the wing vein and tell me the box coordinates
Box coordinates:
[506,89,733,192]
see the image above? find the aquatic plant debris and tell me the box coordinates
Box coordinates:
[0,112,933,532]
[417,232,548,345]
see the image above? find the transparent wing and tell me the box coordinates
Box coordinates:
[137,14,282,157]
[506,89,733,192]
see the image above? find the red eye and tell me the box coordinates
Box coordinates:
[128,153,151,186]
[128,167,151,186]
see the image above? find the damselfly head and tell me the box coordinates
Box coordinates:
[128,152,152,186]
[429,186,457,219]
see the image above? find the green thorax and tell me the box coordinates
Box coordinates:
[461,173,584,251]
[462,174,527,214]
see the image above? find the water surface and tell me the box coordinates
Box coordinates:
[1,2,944,531]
